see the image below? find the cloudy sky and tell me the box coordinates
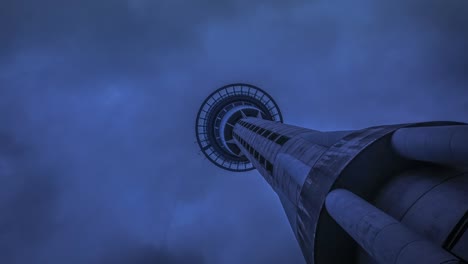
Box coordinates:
[0,0,467,263]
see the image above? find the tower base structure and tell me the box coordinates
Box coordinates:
[285,122,468,264]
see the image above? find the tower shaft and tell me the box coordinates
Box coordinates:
[231,117,467,264]
[196,84,467,264]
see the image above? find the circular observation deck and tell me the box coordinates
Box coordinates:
[195,83,283,172]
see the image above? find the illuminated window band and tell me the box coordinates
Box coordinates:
[233,133,274,174]
[237,120,290,146]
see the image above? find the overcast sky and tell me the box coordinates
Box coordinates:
[0,0,467,263]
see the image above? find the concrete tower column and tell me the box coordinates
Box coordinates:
[325,189,462,264]
[392,125,468,167]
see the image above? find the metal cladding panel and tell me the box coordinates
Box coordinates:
[276,153,312,206]
[274,138,328,205]
[297,130,354,148]
[278,190,299,234]
[280,137,328,166]
[251,137,280,164]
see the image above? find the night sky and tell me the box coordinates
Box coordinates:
[1,0,467,263]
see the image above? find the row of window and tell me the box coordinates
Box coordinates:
[234,133,274,174]
[237,120,290,145]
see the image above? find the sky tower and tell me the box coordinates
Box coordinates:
[195,83,468,264]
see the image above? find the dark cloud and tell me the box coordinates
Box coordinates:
[0,0,307,80]
[90,240,205,264]
[0,0,467,263]
[0,132,58,262]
